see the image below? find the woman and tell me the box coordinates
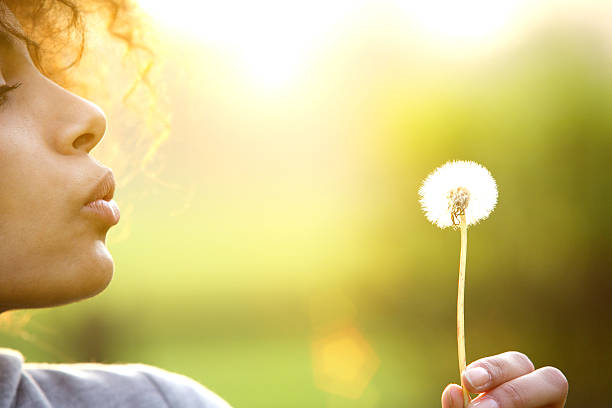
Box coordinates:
[0,1,568,407]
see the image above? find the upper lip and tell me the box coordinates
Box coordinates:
[84,169,116,205]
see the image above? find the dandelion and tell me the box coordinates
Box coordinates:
[419,160,498,229]
[418,160,498,407]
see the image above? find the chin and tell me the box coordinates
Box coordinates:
[60,240,115,304]
[2,241,115,311]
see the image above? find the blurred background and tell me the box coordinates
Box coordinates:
[2,0,611,406]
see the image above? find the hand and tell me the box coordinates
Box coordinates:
[441,351,568,408]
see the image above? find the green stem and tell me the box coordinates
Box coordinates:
[458,214,470,407]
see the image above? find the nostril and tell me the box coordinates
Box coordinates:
[72,133,96,152]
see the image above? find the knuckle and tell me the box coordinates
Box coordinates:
[498,381,526,407]
[478,358,501,380]
[506,351,535,371]
[481,352,515,379]
[539,366,569,395]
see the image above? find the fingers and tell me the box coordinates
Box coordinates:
[468,366,568,408]
[441,383,464,408]
[463,351,535,394]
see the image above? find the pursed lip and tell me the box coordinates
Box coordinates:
[84,169,116,206]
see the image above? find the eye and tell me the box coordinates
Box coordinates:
[0,82,22,106]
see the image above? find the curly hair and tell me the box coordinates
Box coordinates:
[1,0,169,191]
[1,0,149,81]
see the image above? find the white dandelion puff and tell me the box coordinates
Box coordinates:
[418,160,498,229]
[418,160,498,407]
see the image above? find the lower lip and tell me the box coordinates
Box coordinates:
[82,199,120,225]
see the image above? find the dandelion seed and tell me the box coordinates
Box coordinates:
[418,160,498,408]
[418,160,498,229]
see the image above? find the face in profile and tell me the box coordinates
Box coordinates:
[0,9,120,311]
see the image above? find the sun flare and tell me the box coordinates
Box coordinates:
[137,0,362,87]
[397,0,525,42]
[137,0,528,87]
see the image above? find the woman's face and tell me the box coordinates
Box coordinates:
[0,10,120,311]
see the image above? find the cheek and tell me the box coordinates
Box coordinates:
[0,144,113,308]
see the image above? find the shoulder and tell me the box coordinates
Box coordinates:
[130,364,232,408]
[24,360,231,408]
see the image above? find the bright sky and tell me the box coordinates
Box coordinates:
[397,0,526,41]
[137,0,365,87]
[136,0,530,87]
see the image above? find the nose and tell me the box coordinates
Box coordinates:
[69,101,107,154]
[49,81,107,155]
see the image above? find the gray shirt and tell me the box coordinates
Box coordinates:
[0,348,232,408]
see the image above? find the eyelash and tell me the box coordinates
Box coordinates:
[0,82,22,106]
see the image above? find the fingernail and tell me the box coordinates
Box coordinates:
[469,399,499,408]
[464,367,490,389]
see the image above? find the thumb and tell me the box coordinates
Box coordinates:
[441,384,464,408]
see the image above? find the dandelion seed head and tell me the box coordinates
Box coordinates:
[418,160,498,229]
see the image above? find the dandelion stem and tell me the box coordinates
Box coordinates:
[457,214,470,407]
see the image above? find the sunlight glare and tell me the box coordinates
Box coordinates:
[137,0,530,86]
[396,0,526,43]
[137,0,361,88]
